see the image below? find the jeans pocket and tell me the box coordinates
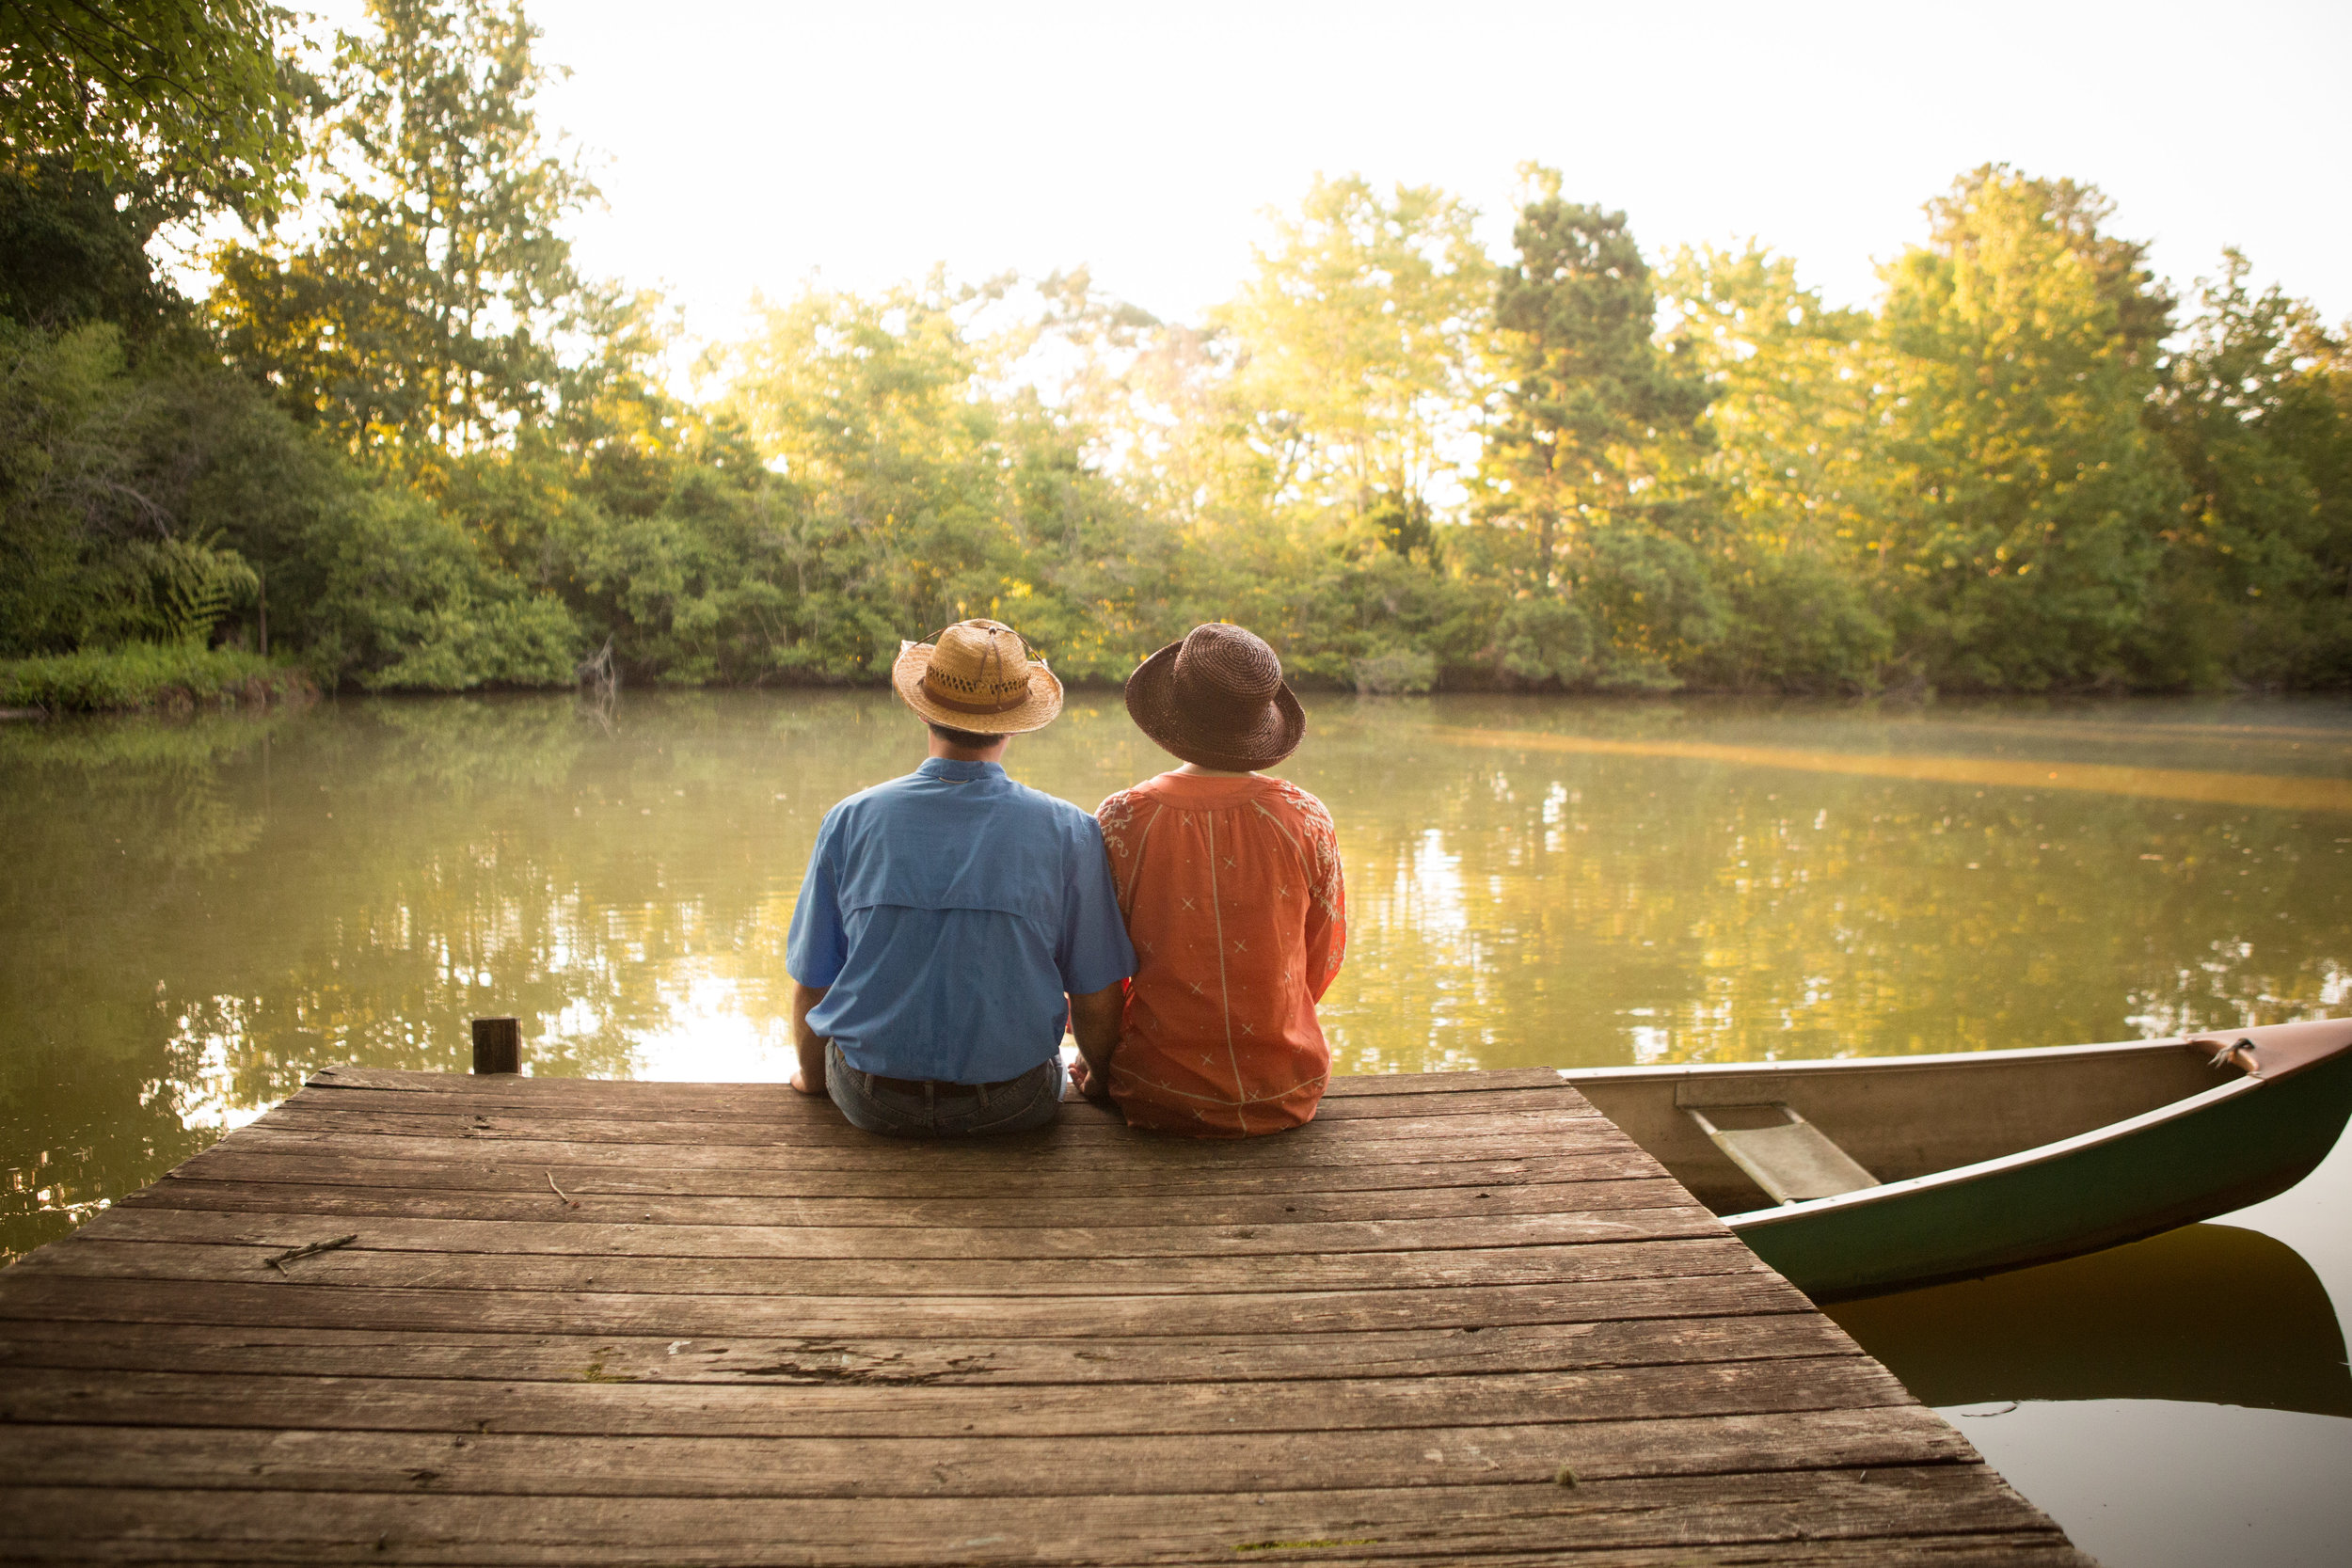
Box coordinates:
[827,1044,932,1136]
[963,1068,1059,1135]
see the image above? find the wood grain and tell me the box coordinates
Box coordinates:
[0,1314,1863,1386]
[0,1067,2087,1565]
[0,1473,2068,1566]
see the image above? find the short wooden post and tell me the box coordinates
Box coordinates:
[471,1016,521,1075]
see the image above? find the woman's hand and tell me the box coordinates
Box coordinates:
[1067,982,1122,1105]
[1069,1054,1113,1105]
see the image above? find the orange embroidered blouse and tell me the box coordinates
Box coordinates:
[1094,771,1347,1136]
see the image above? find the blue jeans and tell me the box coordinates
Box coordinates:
[825,1040,1065,1137]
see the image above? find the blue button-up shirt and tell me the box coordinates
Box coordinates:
[786,758,1136,1083]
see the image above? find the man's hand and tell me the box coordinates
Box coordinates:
[1067,981,1122,1105]
[790,979,830,1096]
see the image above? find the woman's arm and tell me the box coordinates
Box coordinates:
[1067,981,1123,1102]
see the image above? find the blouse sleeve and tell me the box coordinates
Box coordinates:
[1289,788,1347,1001]
[1094,787,1144,915]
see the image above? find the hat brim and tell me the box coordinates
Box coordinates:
[1123,640,1306,771]
[892,641,1065,734]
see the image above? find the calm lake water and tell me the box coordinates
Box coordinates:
[5,689,2350,1563]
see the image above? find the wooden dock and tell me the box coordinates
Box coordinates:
[0,1067,2088,1565]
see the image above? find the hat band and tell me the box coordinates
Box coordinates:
[923,675,1033,716]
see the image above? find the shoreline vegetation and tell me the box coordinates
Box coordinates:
[0,645,314,717]
[4,5,2348,716]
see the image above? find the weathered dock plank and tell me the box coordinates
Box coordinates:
[0,1068,2088,1565]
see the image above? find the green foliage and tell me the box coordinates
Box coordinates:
[1350,646,1438,695]
[1215,175,1489,546]
[0,641,300,710]
[299,485,577,689]
[0,158,186,336]
[0,0,310,223]
[1688,549,1893,693]
[0,309,580,694]
[1485,168,1710,598]
[1871,166,2179,689]
[8,0,2350,703]
[1575,515,1727,689]
[719,279,1183,684]
[1655,244,1891,691]
[212,0,590,462]
[2149,252,2352,687]
[1493,596,1593,685]
[0,318,267,654]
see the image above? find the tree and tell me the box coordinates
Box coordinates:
[1873,166,2178,689]
[1216,174,1490,549]
[211,0,591,463]
[1656,244,1890,689]
[2152,251,2352,685]
[0,157,186,336]
[1476,170,1715,688]
[1484,169,1708,598]
[721,278,1183,683]
[0,0,309,222]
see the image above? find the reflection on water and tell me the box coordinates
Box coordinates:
[1311,698,2351,1069]
[1827,1224,2352,1417]
[5,689,2349,1257]
[1934,1401,2352,1568]
[2,689,2349,1566]
[1432,723,2352,813]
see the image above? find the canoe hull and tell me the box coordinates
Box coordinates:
[1726,1044,2352,1300]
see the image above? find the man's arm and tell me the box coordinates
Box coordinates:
[789,979,830,1095]
[1067,982,1122,1103]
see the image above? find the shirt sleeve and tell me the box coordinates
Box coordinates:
[785,810,849,988]
[1057,814,1137,995]
[1295,791,1348,1002]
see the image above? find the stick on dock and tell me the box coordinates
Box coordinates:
[0,1067,2089,1563]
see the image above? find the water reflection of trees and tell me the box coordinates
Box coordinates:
[4,710,298,1259]
[5,689,2347,1259]
[1301,697,2352,1072]
[0,690,1215,1258]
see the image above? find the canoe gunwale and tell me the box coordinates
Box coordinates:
[1718,1074,2264,1237]
[1559,1018,2352,1298]
[1556,1033,2216,1091]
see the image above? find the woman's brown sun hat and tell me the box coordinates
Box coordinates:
[893,619,1064,735]
[1124,623,1306,771]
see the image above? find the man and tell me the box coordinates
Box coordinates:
[1077,622,1347,1136]
[786,619,1132,1135]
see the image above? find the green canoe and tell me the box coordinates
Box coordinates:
[1561,1016,2352,1301]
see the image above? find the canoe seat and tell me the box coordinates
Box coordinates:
[1684,1103,1883,1205]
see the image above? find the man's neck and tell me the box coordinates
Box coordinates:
[1172,761,1255,778]
[929,736,1010,765]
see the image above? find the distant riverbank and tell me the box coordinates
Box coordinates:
[0,644,316,717]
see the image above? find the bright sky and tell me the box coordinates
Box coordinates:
[339,1,2352,346]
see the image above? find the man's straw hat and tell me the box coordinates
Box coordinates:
[1123,623,1305,771]
[892,619,1064,735]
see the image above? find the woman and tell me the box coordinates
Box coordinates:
[1076,623,1347,1136]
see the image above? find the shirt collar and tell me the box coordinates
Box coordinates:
[917,757,1005,783]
